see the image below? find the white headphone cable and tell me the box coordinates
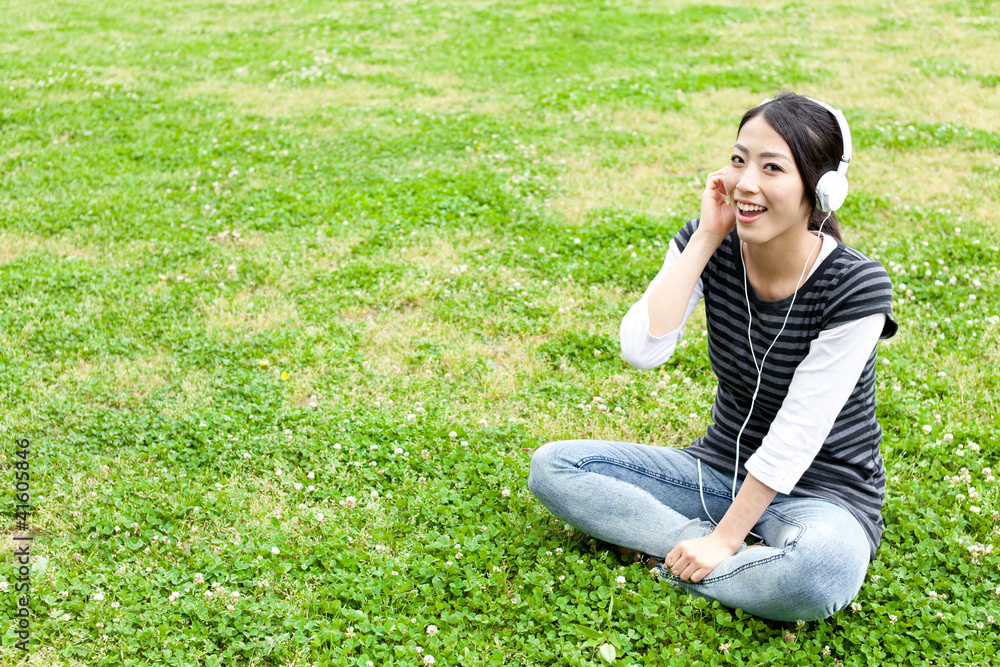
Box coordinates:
[698,213,831,530]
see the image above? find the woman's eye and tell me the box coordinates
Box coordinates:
[764,163,784,172]
[730,155,744,165]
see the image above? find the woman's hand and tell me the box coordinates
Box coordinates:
[665,532,741,583]
[664,475,777,583]
[697,168,736,244]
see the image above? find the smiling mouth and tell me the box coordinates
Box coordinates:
[735,201,767,222]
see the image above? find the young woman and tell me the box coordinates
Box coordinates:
[528,92,897,622]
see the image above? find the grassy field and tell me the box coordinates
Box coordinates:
[1,0,998,664]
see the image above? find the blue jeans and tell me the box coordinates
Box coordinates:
[527,439,871,622]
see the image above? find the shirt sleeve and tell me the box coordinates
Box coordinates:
[620,238,703,370]
[744,312,887,494]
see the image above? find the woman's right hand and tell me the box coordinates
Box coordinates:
[697,168,736,244]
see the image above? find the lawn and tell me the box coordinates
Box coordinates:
[1,0,998,665]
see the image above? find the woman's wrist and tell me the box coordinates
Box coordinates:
[688,226,729,253]
[711,524,750,554]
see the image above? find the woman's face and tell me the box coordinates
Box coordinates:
[723,115,813,247]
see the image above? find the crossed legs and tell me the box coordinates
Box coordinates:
[527,439,871,622]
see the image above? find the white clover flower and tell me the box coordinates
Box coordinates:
[92,592,104,601]
[851,602,862,612]
[243,452,252,459]
[616,576,627,585]
[271,547,280,555]
[342,496,357,508]
[371,490,379,500]
[424,656,435,665]
[501,488,511,498]
[426,624,439,636]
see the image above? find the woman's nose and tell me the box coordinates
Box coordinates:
[735,168,761,194]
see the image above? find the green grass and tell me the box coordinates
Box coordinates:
[1,0,999,665]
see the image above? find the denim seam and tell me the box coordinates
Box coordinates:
[575,455,733,500]
[695,552,788,584]
[759,506,808,548]
[694,507,808,584]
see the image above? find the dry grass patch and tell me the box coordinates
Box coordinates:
[0,233,99,264]
[201,284,301,335]
[860,147,1000,226]
[211,69,477,118]
[42,354,170,407]
[549,90,769,224]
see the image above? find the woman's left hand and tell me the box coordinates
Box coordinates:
[665,532,740,583]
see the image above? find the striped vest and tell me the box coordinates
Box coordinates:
[676,219,897,559]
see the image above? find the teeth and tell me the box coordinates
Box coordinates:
[737,202,766,212]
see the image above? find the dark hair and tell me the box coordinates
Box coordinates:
[738,92,845,241]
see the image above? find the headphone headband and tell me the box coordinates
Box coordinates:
[804,97,852,176]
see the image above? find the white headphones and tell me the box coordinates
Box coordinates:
[759,96,853,212]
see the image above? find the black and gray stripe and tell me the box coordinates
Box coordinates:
[675,219,897,559]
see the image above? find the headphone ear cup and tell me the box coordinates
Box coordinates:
[815,171,848,212]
